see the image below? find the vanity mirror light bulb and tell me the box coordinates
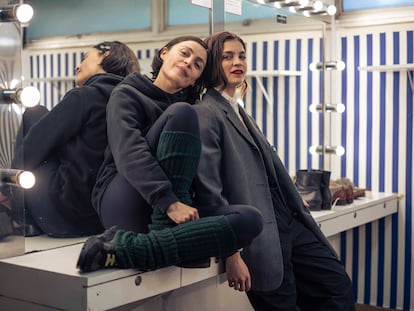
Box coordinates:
[0,4,33,23]
[1,86,41,107]
[15,4,34,23]
[334,146,345,156]
[19,86,41,107]
[313,0,323,11]
[336,61,346,71]
[327,5,337,15]
[0,169,36,189]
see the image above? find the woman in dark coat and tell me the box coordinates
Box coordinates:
[12,41,140,237]
[193,31,355,310]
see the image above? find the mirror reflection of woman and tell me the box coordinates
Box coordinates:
[11,41,140,237]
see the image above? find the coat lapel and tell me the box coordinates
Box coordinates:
[208,90,257,148]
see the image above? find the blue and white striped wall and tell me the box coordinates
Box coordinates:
[337,24,413,311]
[24,24,413,310]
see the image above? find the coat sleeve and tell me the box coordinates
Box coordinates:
[194,102,229,207]
[106,84,178,213]
[14,89,87,169]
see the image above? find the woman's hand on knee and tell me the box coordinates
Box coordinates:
[166,202,199,224]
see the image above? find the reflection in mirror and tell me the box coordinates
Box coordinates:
[0,21,25,259]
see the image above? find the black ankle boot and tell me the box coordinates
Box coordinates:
[295,170,323,211]
[315,170,332,210]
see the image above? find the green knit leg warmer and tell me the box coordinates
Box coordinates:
[113,215,237,271]
[150,131,201,231]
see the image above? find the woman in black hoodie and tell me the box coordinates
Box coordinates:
[12,41,140,237]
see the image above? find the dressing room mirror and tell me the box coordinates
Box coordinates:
[1,0,327,257]
[0,20,25,259]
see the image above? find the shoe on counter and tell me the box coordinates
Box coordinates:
[329,182,348,206]
[77,226,118,273]
[336,178,367,199]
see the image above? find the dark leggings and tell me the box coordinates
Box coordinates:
[99,102,199,232]
[199,204,263,250]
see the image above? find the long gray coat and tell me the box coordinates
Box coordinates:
[194,88,337,292]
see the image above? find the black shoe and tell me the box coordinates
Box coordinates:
[10,217,43,237]
[76,226,118,273]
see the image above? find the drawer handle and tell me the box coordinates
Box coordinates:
[135,275,142,286]
[353,212,357,218]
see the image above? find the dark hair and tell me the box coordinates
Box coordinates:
[204,31,248,95]
[93,41,141,77]
[150,35,211,102]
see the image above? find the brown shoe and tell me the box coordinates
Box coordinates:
[336,178,367,199]
[329,182,347,206]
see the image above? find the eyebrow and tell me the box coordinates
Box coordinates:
[223,50,246,54]
[184,45,206,67]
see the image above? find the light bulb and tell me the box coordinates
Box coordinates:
[336,61,346,71]
[20,86,40,107]
[309,104,318,113]
[0,169,36,189]
[327,5,337,16]
[313,1,323,11]
[336,103,346,113]
[335,146,345,156]
[17,171,36,189]
[309,146,318,155]
[15,4,33,23]
[309,62,317,71]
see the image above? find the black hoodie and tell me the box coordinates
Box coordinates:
[14,73,124,230]
[92,73,190,216]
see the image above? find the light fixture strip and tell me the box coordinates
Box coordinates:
[270,0,337,16]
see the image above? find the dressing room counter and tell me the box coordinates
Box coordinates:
[0,191,399,310]
[310,191,399,237]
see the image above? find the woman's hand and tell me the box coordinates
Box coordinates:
[166,201,199,224]
[226,252,251,292]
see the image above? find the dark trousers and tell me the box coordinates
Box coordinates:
[99,102,199,232]
[247,191,354,311]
